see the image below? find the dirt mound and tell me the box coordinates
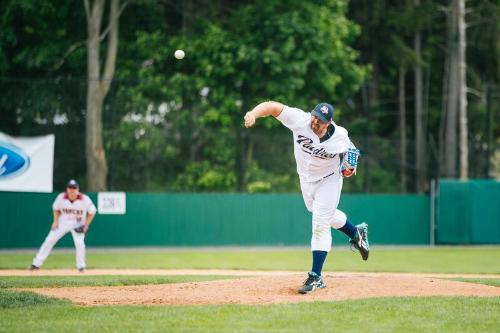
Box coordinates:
[24,271,500,306]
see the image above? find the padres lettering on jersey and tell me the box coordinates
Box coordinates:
[277,105,352,182]
[296,135,337,160]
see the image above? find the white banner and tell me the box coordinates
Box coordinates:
[0,132,55,193]
[98,192,126,215]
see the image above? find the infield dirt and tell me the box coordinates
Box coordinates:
[6,269,500,306]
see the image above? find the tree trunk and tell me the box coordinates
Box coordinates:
[398,65,407,193]
[414,0,426,193]
[182,0,193,33]
[485,84,493,177]
[368,51,380,110]
[86,0,106,191]
[237,82,250,191]
[361,49,379,193]
[443,2,459,178]
[85,0,122,191]
[361,83,371,193]
[439,19,450,177]
[457,0,468,180]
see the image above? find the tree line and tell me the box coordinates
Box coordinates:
[0,0,498,193]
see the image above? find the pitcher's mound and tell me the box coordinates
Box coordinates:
[28,272,500,306]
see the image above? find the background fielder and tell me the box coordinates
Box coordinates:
[244,101,370,294]
[30,179,96,272]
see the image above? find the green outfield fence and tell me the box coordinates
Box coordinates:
[1,193,429,248]
[0,180,498,248]
[437,180,500,244]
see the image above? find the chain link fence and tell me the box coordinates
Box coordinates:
[0,77,497,193]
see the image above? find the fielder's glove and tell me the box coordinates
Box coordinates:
[341,148,360,177]
[74,226,86,234]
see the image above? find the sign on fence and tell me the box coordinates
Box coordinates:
[98,192,126,215]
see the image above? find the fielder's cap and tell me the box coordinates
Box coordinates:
[311,103,334,123]
[67,179,79,188]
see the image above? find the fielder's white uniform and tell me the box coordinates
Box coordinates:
[32,193,96,269]
[277,105,353,251]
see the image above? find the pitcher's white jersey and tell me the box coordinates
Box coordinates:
[277,105,352,182]
[52,193,96,225]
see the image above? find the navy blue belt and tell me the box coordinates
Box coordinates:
[321,171,336,180]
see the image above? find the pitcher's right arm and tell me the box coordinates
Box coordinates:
[244,101,284,128]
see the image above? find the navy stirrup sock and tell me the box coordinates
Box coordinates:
[311,250,328,276]
[339,219,357,239]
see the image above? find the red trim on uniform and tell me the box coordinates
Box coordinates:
[63,193,83,200]
[274,104,284,118]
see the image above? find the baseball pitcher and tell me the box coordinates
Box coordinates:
[30,179,96,272]
[244,101,370,294]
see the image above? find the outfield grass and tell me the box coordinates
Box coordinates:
[452,278,500,287]
[0,289,70,309]
[1,247,499,273]
[0,275,237,289]
[1,291,499,333]
[1,248,499,332]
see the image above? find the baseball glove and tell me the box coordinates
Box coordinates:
[74,226,86,234]
[341,148,360,177]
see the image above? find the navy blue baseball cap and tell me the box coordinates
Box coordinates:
[67,179,79,188]
[311,103,334,123]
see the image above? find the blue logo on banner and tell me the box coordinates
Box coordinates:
[0,142,30,179]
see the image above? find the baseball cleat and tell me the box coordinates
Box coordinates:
[350,222,370,260]
[29,265,40,271]
[298,271,326,294]
[78,268,85,273]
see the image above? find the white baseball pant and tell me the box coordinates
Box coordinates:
[32,222,86,269]
[300,172,347,252]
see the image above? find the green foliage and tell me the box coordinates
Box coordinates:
[347,0,499,190]
[1,0,497,192]
[108,0,367,191]
[246,181,272,193]
[245,159,298,192]
[171,161,237,191]
[0,0,84,73]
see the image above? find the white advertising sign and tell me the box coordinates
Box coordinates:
[0,132,55,193]
[98,192,126,215]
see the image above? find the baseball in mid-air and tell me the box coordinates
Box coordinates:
[174,49,185,60]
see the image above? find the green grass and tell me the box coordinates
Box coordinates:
[0,293,499,333]
[452,278,500,287]
[0,275,237,289]
[1,248,499,332]
[1,247,499,273]
[0,289,69,309]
